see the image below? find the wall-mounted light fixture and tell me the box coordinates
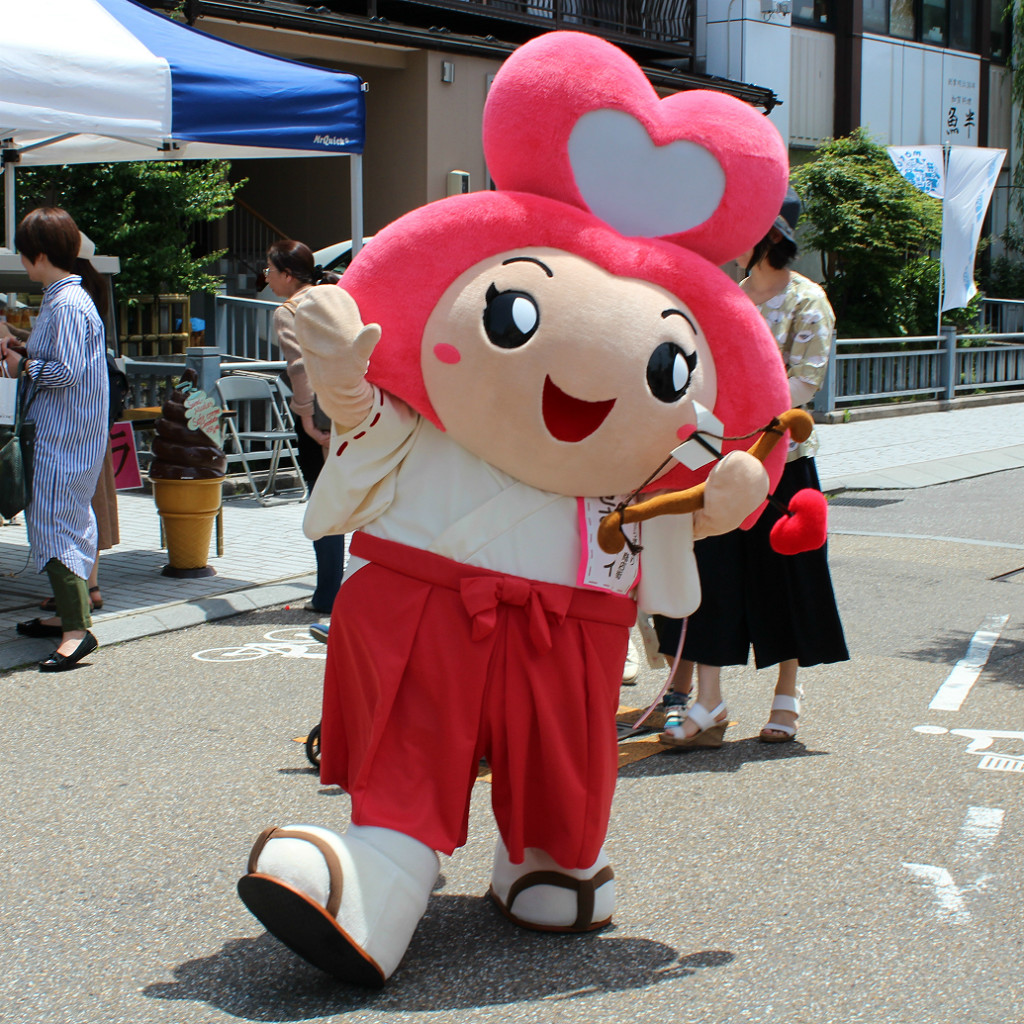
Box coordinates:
[441,60,455,84]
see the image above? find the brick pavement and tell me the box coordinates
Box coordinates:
[1,490,320,671]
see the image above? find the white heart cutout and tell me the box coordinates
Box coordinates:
[567,109,726,238]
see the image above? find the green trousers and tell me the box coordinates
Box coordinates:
[44,558,91,632]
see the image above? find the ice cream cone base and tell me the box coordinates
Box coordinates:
[151,476,223,577]
[159,510,218,578]
[152,477,223,515]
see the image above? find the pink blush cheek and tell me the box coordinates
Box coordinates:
[433,343,462,365]
[676,423,696,442]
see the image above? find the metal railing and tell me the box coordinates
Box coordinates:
[815,326,1024,414]
[213,294,279,362]
[422,0,696,45]
[140,295,1024,417]
[190,198,289,279]
[122,359,182,410]
[980,297,1024,334]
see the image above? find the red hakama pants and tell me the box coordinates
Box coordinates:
[320,532,636,868]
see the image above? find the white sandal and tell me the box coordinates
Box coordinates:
[659,701,729,749]
[759,693,800,743]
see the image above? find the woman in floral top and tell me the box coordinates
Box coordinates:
[654,188,849,747]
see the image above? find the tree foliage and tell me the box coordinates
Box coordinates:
[790,128,945,337]
[990,1,1024,296]
[1011,0,1024,221]
[15,161,244,296]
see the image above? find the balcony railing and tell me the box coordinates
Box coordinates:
[407,0,695,46]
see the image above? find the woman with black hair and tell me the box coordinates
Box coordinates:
[266,239,345,614]
[1,207,107,671]
[654,188,849,747]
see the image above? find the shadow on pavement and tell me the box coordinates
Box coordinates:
[899,629,1023,689]
[143,894,732,1020]
[617,737,829,779]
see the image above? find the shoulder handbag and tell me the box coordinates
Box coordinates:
[0,371,37,520]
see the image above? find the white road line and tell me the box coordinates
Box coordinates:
[901,863,970,923]
[903,807,1006,923]
[831,529,1024,551]
[953,806,1005,862]
[928,614,1010,711]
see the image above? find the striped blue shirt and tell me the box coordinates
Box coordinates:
[24,276,108,578]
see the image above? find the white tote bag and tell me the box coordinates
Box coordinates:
[0,367,18,426]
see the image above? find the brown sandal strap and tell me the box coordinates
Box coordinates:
[506,865,615,930]
[246,826,344,918]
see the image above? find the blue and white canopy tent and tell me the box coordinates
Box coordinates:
[0,0,367,249]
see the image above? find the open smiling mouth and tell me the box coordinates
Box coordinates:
[542,376,616,443]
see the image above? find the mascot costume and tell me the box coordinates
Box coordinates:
[237,30,822,986]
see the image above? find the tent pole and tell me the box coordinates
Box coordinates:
[4,159,15,251]
[350,153,364,257]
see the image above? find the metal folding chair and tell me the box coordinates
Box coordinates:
[215,374,308,505]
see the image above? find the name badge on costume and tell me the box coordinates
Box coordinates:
[577,496,640,595]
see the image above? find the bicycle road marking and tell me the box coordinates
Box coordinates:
[953,806,1005,861]
[192,628,326,662]
[902,805,1006,924]
[978,754,1024,774]
[914,725,1024,775]
[929,613,1009,711]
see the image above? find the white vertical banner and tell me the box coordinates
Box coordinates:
[941,147,1005,312]
[887,146,946,199]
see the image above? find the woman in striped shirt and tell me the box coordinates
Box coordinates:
[1,207,108,671]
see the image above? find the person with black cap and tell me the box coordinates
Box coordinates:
[651,187,849,748]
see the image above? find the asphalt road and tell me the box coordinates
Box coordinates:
[2,470,1023,1024]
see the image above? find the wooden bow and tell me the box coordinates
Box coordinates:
[597,408,814,554]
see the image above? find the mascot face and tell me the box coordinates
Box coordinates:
[422,248,717,495]
[344,30,793,499]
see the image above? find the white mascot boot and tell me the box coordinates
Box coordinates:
[238,823,439,986]
[489,838,615,932]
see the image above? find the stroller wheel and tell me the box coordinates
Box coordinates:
[305,723,322,768]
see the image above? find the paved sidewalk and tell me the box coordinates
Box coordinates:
[2,397,1023,671]
[0,491,321,671]
[815,397,1024,492]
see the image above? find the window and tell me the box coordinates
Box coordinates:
[863,0,888,34]
[793,0,832,28]
[889,0,915,40]
[948,0,974,52]
[861,0,983,55]
[991,4,1011,63]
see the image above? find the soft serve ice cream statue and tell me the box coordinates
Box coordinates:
[237,31,794,986]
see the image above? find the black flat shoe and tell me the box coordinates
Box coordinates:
[17,618,64,639]
[39,631,98,673]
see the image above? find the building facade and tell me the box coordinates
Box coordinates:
[701,1,1015,242]
[152,1,1017,259]
[156,0,779,249]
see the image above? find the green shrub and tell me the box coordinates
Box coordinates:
[791,128,970,337]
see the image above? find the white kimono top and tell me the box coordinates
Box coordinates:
[305,387,702,618]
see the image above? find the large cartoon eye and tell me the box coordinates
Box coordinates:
[647,341,697,403]
[483,283,540,349]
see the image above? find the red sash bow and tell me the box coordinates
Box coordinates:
[459,575,572,650]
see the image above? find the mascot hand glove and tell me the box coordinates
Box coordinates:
[295,286,382,430]
[692,450,768,540]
